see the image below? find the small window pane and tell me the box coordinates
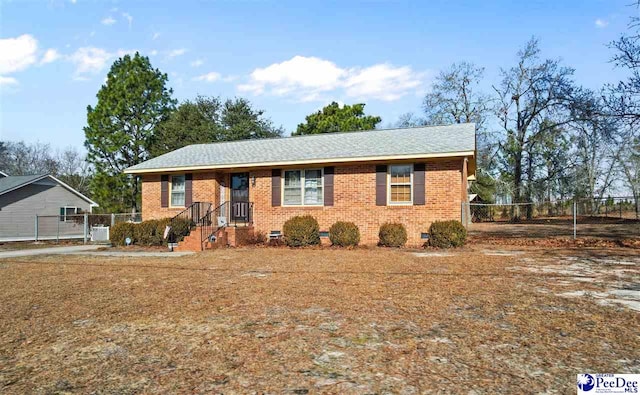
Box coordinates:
[284,170,302,205]
[171,175,186,206]
[390,185,411,203]
[304,169,323,205]
[389,165,412,204]
[390,165,412,183]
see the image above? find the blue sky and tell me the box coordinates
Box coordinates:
[0,0,635,151]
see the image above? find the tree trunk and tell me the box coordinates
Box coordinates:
[526,151,534,220]
[513,150,523,222]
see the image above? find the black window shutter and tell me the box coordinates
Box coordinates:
[185,173,193,206]
[271,169,281,207]
[375,165,387,206]
[413,163,425,205]
[161,175,169,208]
[324,167,334,206]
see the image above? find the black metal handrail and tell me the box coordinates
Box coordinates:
[200,201,254,249]
[168,201,212,244]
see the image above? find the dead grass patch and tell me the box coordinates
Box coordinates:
[0,247,638,393]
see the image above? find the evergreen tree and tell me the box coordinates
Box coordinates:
[84,52,176,212]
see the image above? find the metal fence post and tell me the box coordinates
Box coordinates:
[111,213,115,227]
[83,213,88,244]
[573,200,577,240]
[620,201,623,219]
[35,215,38,241]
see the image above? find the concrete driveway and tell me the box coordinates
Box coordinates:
[0,245,193,259]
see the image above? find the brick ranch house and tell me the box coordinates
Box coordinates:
[124,123,476,250]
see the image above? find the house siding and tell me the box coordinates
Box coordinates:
[0,183,94,239]
[141,159,466,247]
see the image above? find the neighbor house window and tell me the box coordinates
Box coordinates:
[170,175,186,207]
[389,165,413,205]
[282,169,323,206]
[59,206,79,222]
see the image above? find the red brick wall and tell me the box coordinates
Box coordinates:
[142,172,222,220]
[250,160,463,247]
[141,159,464,246]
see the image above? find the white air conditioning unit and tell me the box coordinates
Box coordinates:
[91,226,110,242]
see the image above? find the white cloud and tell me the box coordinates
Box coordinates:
[68,47,111,78]
[595,18,609,28]
[190,59,204,67]
[152,32,161,40]
[0,76,19,86]
[238,55,426,102]
[150,49,158,56]
[0,34,38,74]
[194,71,221,82]
[344,64,424,101]
[101,16,116,26]
[41,48,60,65]
[69,0,77,4]
[167,48,187,58]
[122,12,133,29]
[239,56,345,96]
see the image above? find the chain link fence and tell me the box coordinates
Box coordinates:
[27,213,143,243]
[464,197,640,241]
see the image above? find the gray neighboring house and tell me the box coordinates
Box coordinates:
[0,173,98,241]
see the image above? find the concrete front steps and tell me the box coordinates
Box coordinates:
[174,226,254,252]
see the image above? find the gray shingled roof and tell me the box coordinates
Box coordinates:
[125,123,476,173]
[0,174,99,205]
[0,174,47,195]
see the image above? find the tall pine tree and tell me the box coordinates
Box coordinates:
[84,52,176,212]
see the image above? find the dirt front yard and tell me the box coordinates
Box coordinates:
[0,246,638,393]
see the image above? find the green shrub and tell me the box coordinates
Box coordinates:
[283,215,320,247]
[167,217,194,242]
[133,220,164,246]
[329,221,360,247]
[110,222,136,246]
[378,222,407,247]
[429,220,467,248]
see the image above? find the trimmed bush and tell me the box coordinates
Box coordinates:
[167,217,194,243]
[134,219,163,246]
[110,222,136,246]
[283,215,320,247]
[378,222,407,247]
[329,221,360,247]
[429,220,467,248]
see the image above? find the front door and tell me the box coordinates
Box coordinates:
[230,172,250,223]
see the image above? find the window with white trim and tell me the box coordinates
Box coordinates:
[389,165,413,205]
[59,206,79,222]
[170,175,186,207]
[283,169,323,206]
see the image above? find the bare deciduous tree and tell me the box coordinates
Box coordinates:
[423,61,490,128]
[493,38,580,218]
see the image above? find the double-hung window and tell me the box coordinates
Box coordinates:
[170,175,186,207]
[389,165,413,205]
[59,206,79,222]
[283,169,323,206]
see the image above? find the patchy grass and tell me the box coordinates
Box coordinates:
[469,216,640,243]
[0,240,85,251]
[0,247,638,393]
